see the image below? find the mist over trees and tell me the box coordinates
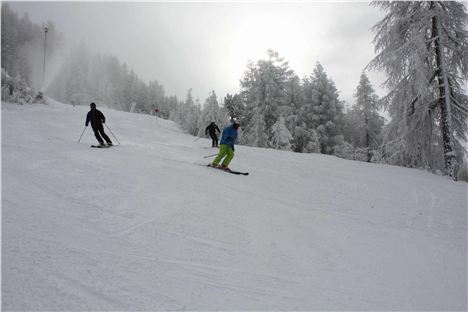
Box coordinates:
[47,42,168,117]
[1,2,466,179]
[1,3,63,89]
[1,3,63,103]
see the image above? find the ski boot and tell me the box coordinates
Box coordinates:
[220,164,230,172]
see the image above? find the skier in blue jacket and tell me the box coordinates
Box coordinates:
[209,121,240,170]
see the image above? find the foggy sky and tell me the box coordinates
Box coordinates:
[8,1,386,106]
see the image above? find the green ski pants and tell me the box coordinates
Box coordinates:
[212,144,234,166]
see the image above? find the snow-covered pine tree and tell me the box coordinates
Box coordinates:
[282,74,307,151]
[271,116,293,150]
[291,122,321,153]
[167,95,181,122]
[292,76,318,152]
[240,50,294,148]
[242,106,268,147]
[349,72,385,162]
[369,1,468,179]
[183,89,201,136]
[223,93,245,121]
[170,89,199,134]
[304,62,345,155]
[1,69,35,104]
[173,89,190,128]
[124,70,139,112]
[197,91,225,137]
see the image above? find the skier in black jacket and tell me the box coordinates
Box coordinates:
[205,121,221,147]
[85,102,113,146]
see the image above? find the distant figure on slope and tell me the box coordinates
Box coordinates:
[209,120,240,171]
[85,102,113,146]
[205,121,221,147]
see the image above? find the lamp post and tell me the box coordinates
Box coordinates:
[42,26,48,86]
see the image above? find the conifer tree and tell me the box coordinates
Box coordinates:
[271,116,293,150]
[283,74,306,151]
[303,62,345,155]
[183,89,201,136]
[224,93,244,121]
[240,50,293,148]
[243,106,268,147]
[348,72,385,161]
[197,91,225,137]
[369,1,468,179]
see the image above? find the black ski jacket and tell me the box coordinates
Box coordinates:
[205,123,220,136]
[86,109,106,127]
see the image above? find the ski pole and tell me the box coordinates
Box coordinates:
[203,153,218,159]
[193,136,202,142]
[78,126,87,142]
[104,123,121,145]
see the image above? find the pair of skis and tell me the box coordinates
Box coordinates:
[207,164,249,175]
[90,144,113,148]
[90,144,248,175]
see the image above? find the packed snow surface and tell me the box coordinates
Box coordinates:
[2,100,467,310]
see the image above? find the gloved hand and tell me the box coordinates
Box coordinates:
[85,123,88,127]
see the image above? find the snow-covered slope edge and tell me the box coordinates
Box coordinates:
[2,100,467,310]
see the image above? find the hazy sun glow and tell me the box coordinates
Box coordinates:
[7,1,384,104]
[228,12,313,81]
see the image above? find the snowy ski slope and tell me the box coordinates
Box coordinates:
[2,100,467,310]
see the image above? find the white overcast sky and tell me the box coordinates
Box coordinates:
[8,1,387,106]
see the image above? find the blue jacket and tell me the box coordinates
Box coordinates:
[220,124,238,150]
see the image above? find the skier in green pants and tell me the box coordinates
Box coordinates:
[210,121,240,171]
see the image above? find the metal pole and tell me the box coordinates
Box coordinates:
[104,123,121,145]
[78,126,87,142]
[203,153,218,159]
[43,26,48,86]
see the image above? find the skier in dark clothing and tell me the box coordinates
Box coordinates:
[85,102,113,146]
[205,121,221,147]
